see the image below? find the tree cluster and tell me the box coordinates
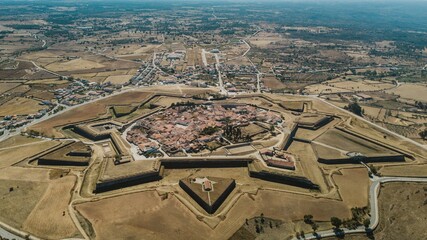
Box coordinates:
[344,102,363,116]
[419,129,427,140]
[303,214,319,233]
[223,125,250,142]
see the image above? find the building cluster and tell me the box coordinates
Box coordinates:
[1,101,56,135]
[126,104,282,154]
[131,62,155,86]
[54,79,119,106]
[260,149,296,170]
[222,64,258,76]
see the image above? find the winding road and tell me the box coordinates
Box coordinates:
[293,175,427,240]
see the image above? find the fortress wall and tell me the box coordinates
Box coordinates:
[211,180,236,214]
[335,126,414,159]
[95,171,162,193]
[248,162,319,189]
[25,141,72,165]
[248,170,319,189]
[317,155,405,165]
[71,125,110,141]
[38,158,89,166]
[281,123,299,150]
[297,116,334,130]
[179,180,212,213]
[161,159,250,169]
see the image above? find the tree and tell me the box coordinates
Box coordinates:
[419,129,427,140]
[303,214,313,224]
[330,217,342,229]
[369,164,379,176]
[312,222,319,233]
[255,224,260,233]
[363,218,371,229]
[344,102,363,116]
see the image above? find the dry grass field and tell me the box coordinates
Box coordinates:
[25,79,68,85]
[0,97,46,116]
[45,58,106,72]
[305,83,349,94]
[104,74,134,84]
[0,135,41,149]
[386,83,427,102]
[319,50,350,61]
[262,76,287,90]
[380,164,427,177]
[0,166,50,182]
[23,175,80,239]
[0,165,79,239]
[95,69,132,77]
[106,44,157,57]
[331,80,394,92]
[0,179,49,229]
[77,188,351,240]
[0,165,51,229]
[374,182,427,240]
[0,82,21,94]
[248,32,284,48]
[286,141,329,191]
[315,129,397,158]
[77,190,215,240]
[333,168,369,207]
[305,78,394,95]
[21,50,140,78]
[0,140,60,168]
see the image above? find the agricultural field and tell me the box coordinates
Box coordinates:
[262,76,287,90]
[22,175,79,239]
[0,139,60,168]
[332,168,369,207]
[0,97,47,116]
[0,82,21,94]
[374,183,427,240]
[386,83,427,103]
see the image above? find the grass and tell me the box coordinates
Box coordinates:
[112,105,137,117]
[0,97,47,116]
[0,179,49,229]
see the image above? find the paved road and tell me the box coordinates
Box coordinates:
[242,40,251,57]
[214,53,227,95]
[202,49,208,67]
[15,58,61,77]
[242,32,262,93]
[0,227,24,240]
[292,175,427,240]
